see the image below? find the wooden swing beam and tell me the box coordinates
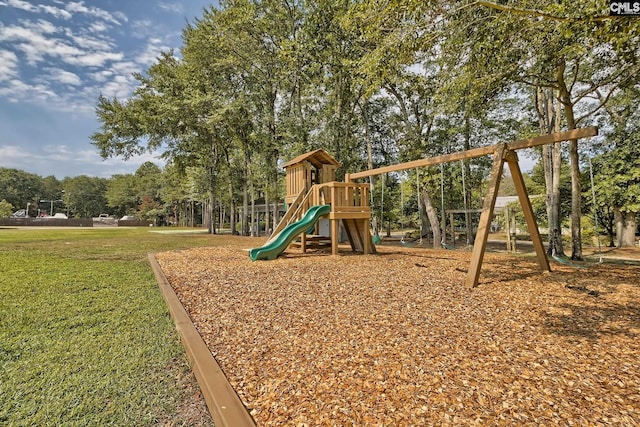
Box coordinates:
[345,126,598,288]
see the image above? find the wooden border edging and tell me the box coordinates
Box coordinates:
[147,254,256,427]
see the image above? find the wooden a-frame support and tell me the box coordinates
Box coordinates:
[346,126,598,288]
[465,145,550,288]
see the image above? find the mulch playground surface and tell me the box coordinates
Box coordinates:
[155,238,640,426]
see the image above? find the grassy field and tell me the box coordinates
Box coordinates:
[0,227,221,426]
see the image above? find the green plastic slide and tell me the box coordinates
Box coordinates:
[249,204,331,261]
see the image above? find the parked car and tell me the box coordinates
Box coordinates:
[92,214,117,225]
[11,209,27,218]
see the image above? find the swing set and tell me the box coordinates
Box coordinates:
[346,126,599,288]
[260,127,598,288]
[380,158,485,249]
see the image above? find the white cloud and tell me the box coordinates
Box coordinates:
[0,0,38,13]
[47,68,82,86]
[39,4,72,20]
[0,18,123,68]
[134,38,171,66]
[130,19,154,39]
[0,0,210,179]
[159,2,184,14]
[65,51,124,67]
[0,142,164,179]
[0,50,19,81]
[89,70,113,83]
[64,27,114,50]
[0,144,31,160]
[64,1,124,25]
[0,20,78,65]
[88,21,108,33]
[109,60,141,77]
[28,18,58,34]
[0,19,57,41]
[101,75,134,99]
[0,0,72,19]
[0,0,189,118]
[0,78,56,102]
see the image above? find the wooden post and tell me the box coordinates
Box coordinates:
[331,219,339,255]
[505,208,512,253]
[362,218,370,254]
[301,232,307,254]
[504,151,550,272]
[511,211,517,253]
[450,212,455,246]
[466,144,506,288]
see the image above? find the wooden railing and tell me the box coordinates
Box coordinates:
[311,182,370,215]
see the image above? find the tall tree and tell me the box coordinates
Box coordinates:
[535,86,566,255]
[0,168,45,213]
[591,83,640,247]
[469,0,640,258]
[105,174,138,217]
[61,176,107,218]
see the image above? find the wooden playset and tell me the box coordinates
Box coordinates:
[279,149,374,256]
[251,127,598,288]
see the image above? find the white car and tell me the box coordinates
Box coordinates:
[11,209,27,218]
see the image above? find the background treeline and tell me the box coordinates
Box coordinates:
[5,1,640,255]
[0,163,202,226]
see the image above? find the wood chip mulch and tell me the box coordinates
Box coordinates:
[155,241,640,426]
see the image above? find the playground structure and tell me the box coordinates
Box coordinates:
[250,127,598,288]
[250,150,374,261]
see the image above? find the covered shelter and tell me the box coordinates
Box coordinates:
[282,149,340,205]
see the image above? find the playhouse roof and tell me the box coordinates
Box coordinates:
[282,149,340,169]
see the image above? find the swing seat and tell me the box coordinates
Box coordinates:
[401,238,415,247]
[441,241,456,250]
[551,254,600,269]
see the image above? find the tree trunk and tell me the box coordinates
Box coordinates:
[272,158,280,232]
[250,169,256,237]
[229,181,237,235]
[536,86,566,256]
[207,187,216,234]
[360,99,377,235]
[604,207,616,247]
[204,197,212,234]
[206,135,219,235]
[462,115,474,246]
[242,154,249,236]
[615,208,638,247]
[550,142,565,255]
[264,192,270,236]
[421,190,442,249]
[557,61,582,260]
[219,203,225,232]
[242,185,248,236]
[272,200,279,234]
[568,138,582,259]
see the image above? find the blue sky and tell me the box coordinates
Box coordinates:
[0,0,215,179]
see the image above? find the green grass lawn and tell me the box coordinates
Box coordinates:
[0,227,218,426]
